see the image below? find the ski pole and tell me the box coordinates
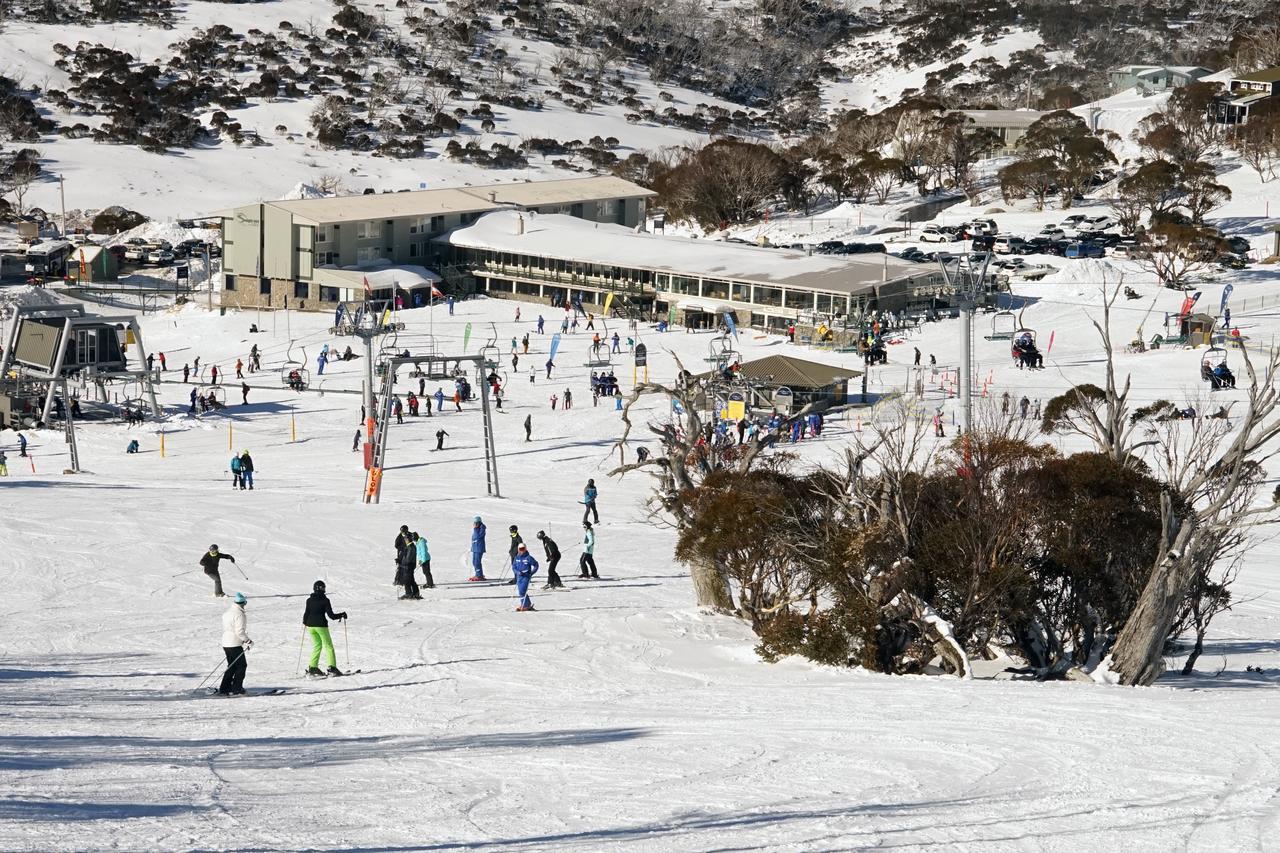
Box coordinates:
[196,650,244,691]
[343,619,350,669]
[231,561,248,580]
[171,569,200,578]
[295,628,306,675]
[195,656,226,691]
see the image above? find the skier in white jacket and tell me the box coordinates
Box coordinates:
[218,592,252,695]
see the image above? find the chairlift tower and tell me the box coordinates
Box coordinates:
[329,299,402,426]
[936,252,994,434]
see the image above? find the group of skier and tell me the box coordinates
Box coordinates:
[215,580,350,695]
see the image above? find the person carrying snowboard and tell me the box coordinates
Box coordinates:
[414,532,433,589]
[536,530,563,589]
[469,516,487,581]
[200,545,236,598]
[579,522,599,578]
[513,543,539,612]
[218,592,252,695]
[303,580,347,676]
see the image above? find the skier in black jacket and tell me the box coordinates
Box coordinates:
[396,534,421,600]
[536,530,564,589]
[199,545,235,598]
[506,525,524,584]
[393,525,410,586]
[303,580,347,676]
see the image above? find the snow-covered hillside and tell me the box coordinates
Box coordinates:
[4,281,1280,848]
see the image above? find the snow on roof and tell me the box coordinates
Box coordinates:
[437,211,924,294]
[259,176,654,225]
[954,110,1048,128]
[315,264,442,289]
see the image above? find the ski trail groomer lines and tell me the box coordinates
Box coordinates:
[303,581,348,676]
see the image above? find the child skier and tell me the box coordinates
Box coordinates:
[303,580,348,676]
[512,543,540,611]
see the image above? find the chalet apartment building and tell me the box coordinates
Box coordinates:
[216,176,655,311]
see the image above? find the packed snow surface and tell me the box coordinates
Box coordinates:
[4,284,1280,850]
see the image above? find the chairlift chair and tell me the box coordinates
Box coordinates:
[988,310,1016,340]
[280,340,310,390]
[1200,346,1229,383]
[1011,327,1041,368]
[197,384,227,407]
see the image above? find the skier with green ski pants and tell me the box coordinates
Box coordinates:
[303,580,348,676]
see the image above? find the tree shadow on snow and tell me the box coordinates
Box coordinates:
[0,798,211,822]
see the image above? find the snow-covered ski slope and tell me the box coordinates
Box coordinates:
[4,280,1280,851]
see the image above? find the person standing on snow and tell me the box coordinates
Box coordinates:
[579,522,599,579]
[507,525,525,583]
[218,592,252,695]
[235,359,244,380]
[414,532,433,589]
[393,525,412,586]
[524,414,532,442]
[1019,396,1031,420]
[434,429,448,451]
[211,365,219,385]
[238,450,255,490]
[241,382,250,406]
[545,358,554,379]
[183,363,190,383]
[17,433,27,457]
[396,531,421,600]
[582,479,600,524]
[537,315,545,334]
[230,453,243,488]
[513,543,540,612]
[536,530,563,589]
[200,545,236,598]
[303,580,347,677]
[469,516,487,581]
[434,387,445,412]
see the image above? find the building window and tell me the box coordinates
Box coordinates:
[320,286,340,302]
[224,274,236,291]
[294,281,310,299]
[316,226,330,243]
[598,199,617,217]
[319,252,338,266]
[409,243,419,258]
[356,221,382,240]
[752,285,782,307]
[703,279,730,300]
[431,215,445,232]
[356,246,380,263]
[259,279,272,295]
[670,275,697,295]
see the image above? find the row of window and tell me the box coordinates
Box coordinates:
[656,273,853,312]
[315,212,486,246]
[222,275,339,302]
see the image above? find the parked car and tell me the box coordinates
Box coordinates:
[123,244,147,262]
[964,218,998,236]
[970,234,996,251]
[146,248,175,265]
[919,227,951,243]
[1061,214,1087,226]
[1037,225,1066,240]
[1065,242,1106,259]
[1110,244,1149,260]
[993,235,1027,254]
[814,241,844,254]
[1083,215,1116,230]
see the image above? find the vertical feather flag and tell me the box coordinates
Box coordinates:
[549,332,562,363]
[1047,331,1056,355]
[463,322,473,352]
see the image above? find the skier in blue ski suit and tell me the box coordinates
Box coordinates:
[512,544,539,611]
[469,517,487,580]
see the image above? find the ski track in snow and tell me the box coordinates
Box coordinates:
[3,292,1280,851]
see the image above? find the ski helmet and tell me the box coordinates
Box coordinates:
[313,580,326,593]
[536,530,545,539]
[233,592,247,604]
[400,524,409,532]
[209,544,218,552]
[509,525,518,532]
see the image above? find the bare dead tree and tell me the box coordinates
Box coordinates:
[1106,339,1280,684]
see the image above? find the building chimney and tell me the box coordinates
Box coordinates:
[488,191,497,203]
[516,214,525,235]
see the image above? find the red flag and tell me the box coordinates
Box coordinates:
[1047,331,1055,354]
[431,284,444,300]
[362,275,372,297]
